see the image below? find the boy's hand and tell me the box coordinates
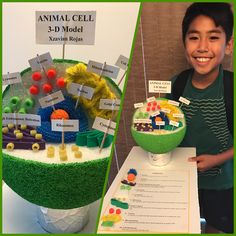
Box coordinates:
[188,154,221,172]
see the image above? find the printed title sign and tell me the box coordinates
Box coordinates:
[36,11,96,45]
[149,80,172,94]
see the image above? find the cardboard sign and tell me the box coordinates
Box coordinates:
[2,113,41,126]
[134,102,144,109]
[51,119,79,132]
[87,60,120,79]
[39,91,65,108]
[92,117,116,136]
[179,96,190,105]
[173,113,184,118]
[67,83,95,100]
[36,11,96,45]
[115,55,129,70]
[3,72,22,85]
[156,121,165,126]
[133,119,152,124]
[169,120,179,127]
[147,96,156,103]
[28,52,53,71]
[149,80,171,94]
[168,100,180,107]
[99,99,120,110]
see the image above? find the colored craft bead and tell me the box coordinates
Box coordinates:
[35,133,43,140]
[155,117,162,122]
[42,83,53,93]
[59,144,66,150]
[147,102,151,106]
[16,132,23,139]
[50,109,69,120]
[20,124,27,130]
[152,106,156,111]
[10,96,20,106]
[128,168,137,176]
[29,85,39,95]
[71,144,79,152]
[56,78,66,88]
[18,107,26,114]
[32,143,40,152]
[47,146,55,158]
[146,107,150,112]
[153,101,157,106]
[24,98,34,110]
[116,209,121,215]
[14,129,20,135]
[32,72,42,81]
[109,208,114,214]
[6,142,14,151]
[8,123,14,129]
[47,69,56,79]
[59,149,68,161]
[157,105,161,109]
[2,127,9,134]
[3,106,12,113]
[127,173,136,181]
[74,150,82,158]
[30,130,37,136]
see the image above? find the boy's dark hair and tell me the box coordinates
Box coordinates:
[182,3,233,44]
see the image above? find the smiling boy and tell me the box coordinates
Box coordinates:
[169,3,234,233]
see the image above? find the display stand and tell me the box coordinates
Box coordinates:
[98,146,201,234]
[2,184,100,234]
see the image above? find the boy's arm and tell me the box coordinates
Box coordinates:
[189,147,234,172]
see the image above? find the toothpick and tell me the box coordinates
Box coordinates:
[99,62,106,80]
[61,119,65,150]
[117,69,127,87]
[74,83,84,110]
[62,44,66,60]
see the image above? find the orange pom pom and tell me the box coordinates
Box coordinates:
[127,173,136,182]
[50,109,69,120]
[155,117,162,122]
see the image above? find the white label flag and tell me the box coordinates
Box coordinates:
[115,55,129,70]
[179,96,191,105]
[3,72,22,85]
[67,83,95,100]
[168,100,180,107]
[149,80,172,94]
[36,11,96,45]
[99,99,120,111]
[134,102,144,108]
[39,91,65,108]
[51,119,79,132]
[28,52,53,71]
[169,120,180,127]
[92,117,116,136]
[2,113,41,126]
[87,60,120,79]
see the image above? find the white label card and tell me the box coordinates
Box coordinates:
[2,113,41,126]
[151,111,160,117]
[51,119,79,132]
[134,102,144,108]
[134,119,152,124]
[39,91,65,108]
[92,117,116,136]
[67,83,94,100]
[160,108,171,114]
[2,72,22,85]
[168,100,180,107]
[156,121,165,126]
[36,11,96,45]
[28,52,53,71]
[170,120,179,127]
[179,96,190,105]
[87,60,120,79]
[115,55,129,70]
[147,96,156,103]
[173,113,184,118]
[99,99,120,111]
[149,80,172,93]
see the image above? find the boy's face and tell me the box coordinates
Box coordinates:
[184,15,233,76]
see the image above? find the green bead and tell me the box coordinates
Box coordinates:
[3,106,12,113]
[23,98,34,110]
[10,96,20,106]
[18,107,26,114]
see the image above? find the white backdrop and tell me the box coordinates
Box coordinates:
[3,2,140,90]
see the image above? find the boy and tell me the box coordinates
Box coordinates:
[169,3,234,233]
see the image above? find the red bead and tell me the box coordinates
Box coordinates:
[32,72,42,81]
[146,107,150,112]
[47,69,56,79]
[157,105,161,109]
[42,83,53,93]
[153,101,157,106]
[109,208,114,214]
[56,78,66,88]
[29,85,39,95]
[147,102,151,106]
[152,106,156,111]
[116,209,121,214]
